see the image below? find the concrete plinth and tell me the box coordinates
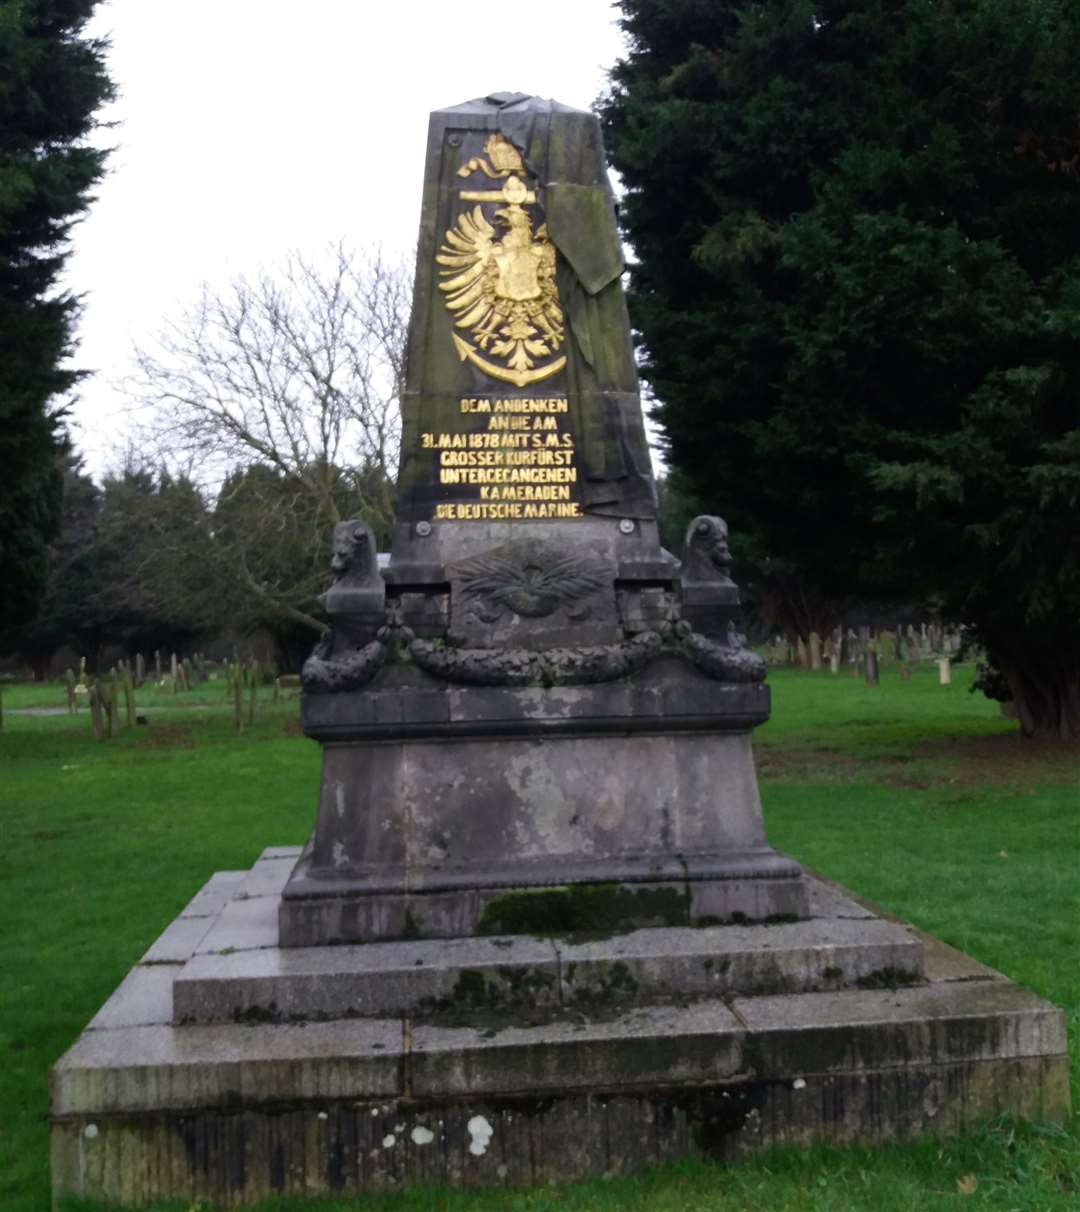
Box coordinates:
[50,850,1070,1208]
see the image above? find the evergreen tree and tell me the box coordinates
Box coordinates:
[0,452,100,677]
[0,1,113,631]
[89,466,218,662]
[602,0,1080,738]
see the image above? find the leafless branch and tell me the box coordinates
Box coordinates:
[120,244,411,628]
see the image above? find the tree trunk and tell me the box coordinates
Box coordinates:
[999,661,1080,741]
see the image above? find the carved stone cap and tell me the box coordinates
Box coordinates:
[441,93,587,117]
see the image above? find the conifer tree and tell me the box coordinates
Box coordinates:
[0,1,113,630]
[602,0,1080,738]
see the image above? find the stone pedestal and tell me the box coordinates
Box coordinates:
[280,671,806,946]
[50,851,1070,1208]
[281,94,803,946]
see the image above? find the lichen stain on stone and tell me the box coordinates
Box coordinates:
[334,782,346,819]
[331,841,347,869]
[422,826,452,864]
[411,1125,435,1145]
[587,768,630,836]
[381,1133,396,1149]
[503,752,575,854]
[467,1114,493,1156]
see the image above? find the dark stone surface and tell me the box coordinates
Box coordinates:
[300,660,771,742]
[287,95,794,945]
[302,520,388,694]
[279,715,799,946]
[172,908,925,1026]
[51,1056,1072,1206]
[678,515,740,636]
[446,532,617,649]
[395,95,655,538]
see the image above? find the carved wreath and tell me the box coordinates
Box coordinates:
[452,541,609,620]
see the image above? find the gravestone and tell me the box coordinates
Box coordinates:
[282,92,805,945]
[51,95,1068,1208]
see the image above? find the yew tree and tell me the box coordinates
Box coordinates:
[601,0,1080,738]
[0,1,112,631]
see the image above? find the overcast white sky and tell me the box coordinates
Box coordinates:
[63,0,629,478]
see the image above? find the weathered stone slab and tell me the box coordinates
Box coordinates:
[279,721,809,945]
[177,914,923,1025]
[236,854,296,900]
[50,860,1070,1209]
[686,876,811,926]
[301,676,771,742]
[558,917,922,1004]
[51,1018,403,1115]
[86,966,175,1030]
[297,730,773,879]
[734,981,1068,1072]
[178,870,247,919]
[50,1054,1070,1208]
[257,845,303,861]
[139,916,213,965]
[194,894,280,955]
[279,865,811,949]
[916,932,1006,984]
[174,935,560,1024]
[803,874,1007,983]
[280,886,497,949]
[804,875,877,920]
[410,1001,745,1096]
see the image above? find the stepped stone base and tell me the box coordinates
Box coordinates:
[50,848,1070,1208]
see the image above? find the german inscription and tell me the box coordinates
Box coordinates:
[422,395,583,521]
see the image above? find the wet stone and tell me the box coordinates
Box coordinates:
[139,916,213,965]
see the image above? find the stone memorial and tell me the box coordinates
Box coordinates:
[281,92,805,947]
[52,95,1068,1208]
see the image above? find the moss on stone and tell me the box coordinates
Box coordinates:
[563,957,643,1007]
[496,964,557,1000]
[857,966,922,991]
[413,963,560,1030]
[476,882,688,938]
[232,1003,280,1025]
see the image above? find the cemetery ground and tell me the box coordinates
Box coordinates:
[2,667,1077,1212]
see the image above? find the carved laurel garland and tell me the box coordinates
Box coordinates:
[301,636,388,695]
[408,631,663,687]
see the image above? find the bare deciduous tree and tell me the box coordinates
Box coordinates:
[126,244,411,633]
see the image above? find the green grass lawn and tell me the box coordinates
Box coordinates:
[1,664,1077,1211]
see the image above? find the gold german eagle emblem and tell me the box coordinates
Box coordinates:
[437,134,566,388]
